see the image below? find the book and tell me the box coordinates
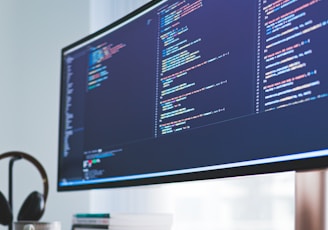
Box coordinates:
[72,213,110,226]
[72,212,173,230]
[72,224,109,230]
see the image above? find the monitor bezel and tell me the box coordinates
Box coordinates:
[57,0,328,192]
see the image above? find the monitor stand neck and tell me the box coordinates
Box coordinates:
[295,168,327,230]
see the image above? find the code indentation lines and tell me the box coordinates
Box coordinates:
[160,80,228,105]
[159,107,225,135]
[266,19,328,49]
[264,70,317,92]
[264,39,310,63]
[265,0,320,26]
[160,0,203,28]
[161,51,230,86]
[264,0,298,16]
[265,80,320,100]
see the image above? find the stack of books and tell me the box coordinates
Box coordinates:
[108,213,173,230]
[72,213,110,230]
[72,213,173,230]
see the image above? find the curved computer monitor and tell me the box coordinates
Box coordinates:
[58,0,328,191]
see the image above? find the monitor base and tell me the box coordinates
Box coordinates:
[295,168,327,230]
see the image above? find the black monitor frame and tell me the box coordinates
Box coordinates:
[58,0,328,191]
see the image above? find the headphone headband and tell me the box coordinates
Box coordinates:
[0,151,49,202]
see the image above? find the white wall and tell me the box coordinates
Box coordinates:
[90,0,150,33]
[90,173,295,230]
[0,1,91,230]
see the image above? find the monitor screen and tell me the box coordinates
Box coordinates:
[58,0,328,191]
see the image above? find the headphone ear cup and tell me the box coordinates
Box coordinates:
[17,191,45,221]
[0,191,13,226]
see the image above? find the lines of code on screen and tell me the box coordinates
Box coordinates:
[59,0,328,183]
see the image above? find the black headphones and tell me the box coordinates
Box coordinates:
[0,151,49,226]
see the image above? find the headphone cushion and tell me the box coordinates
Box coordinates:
[0,191,13,225]
[17,191,45,221]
